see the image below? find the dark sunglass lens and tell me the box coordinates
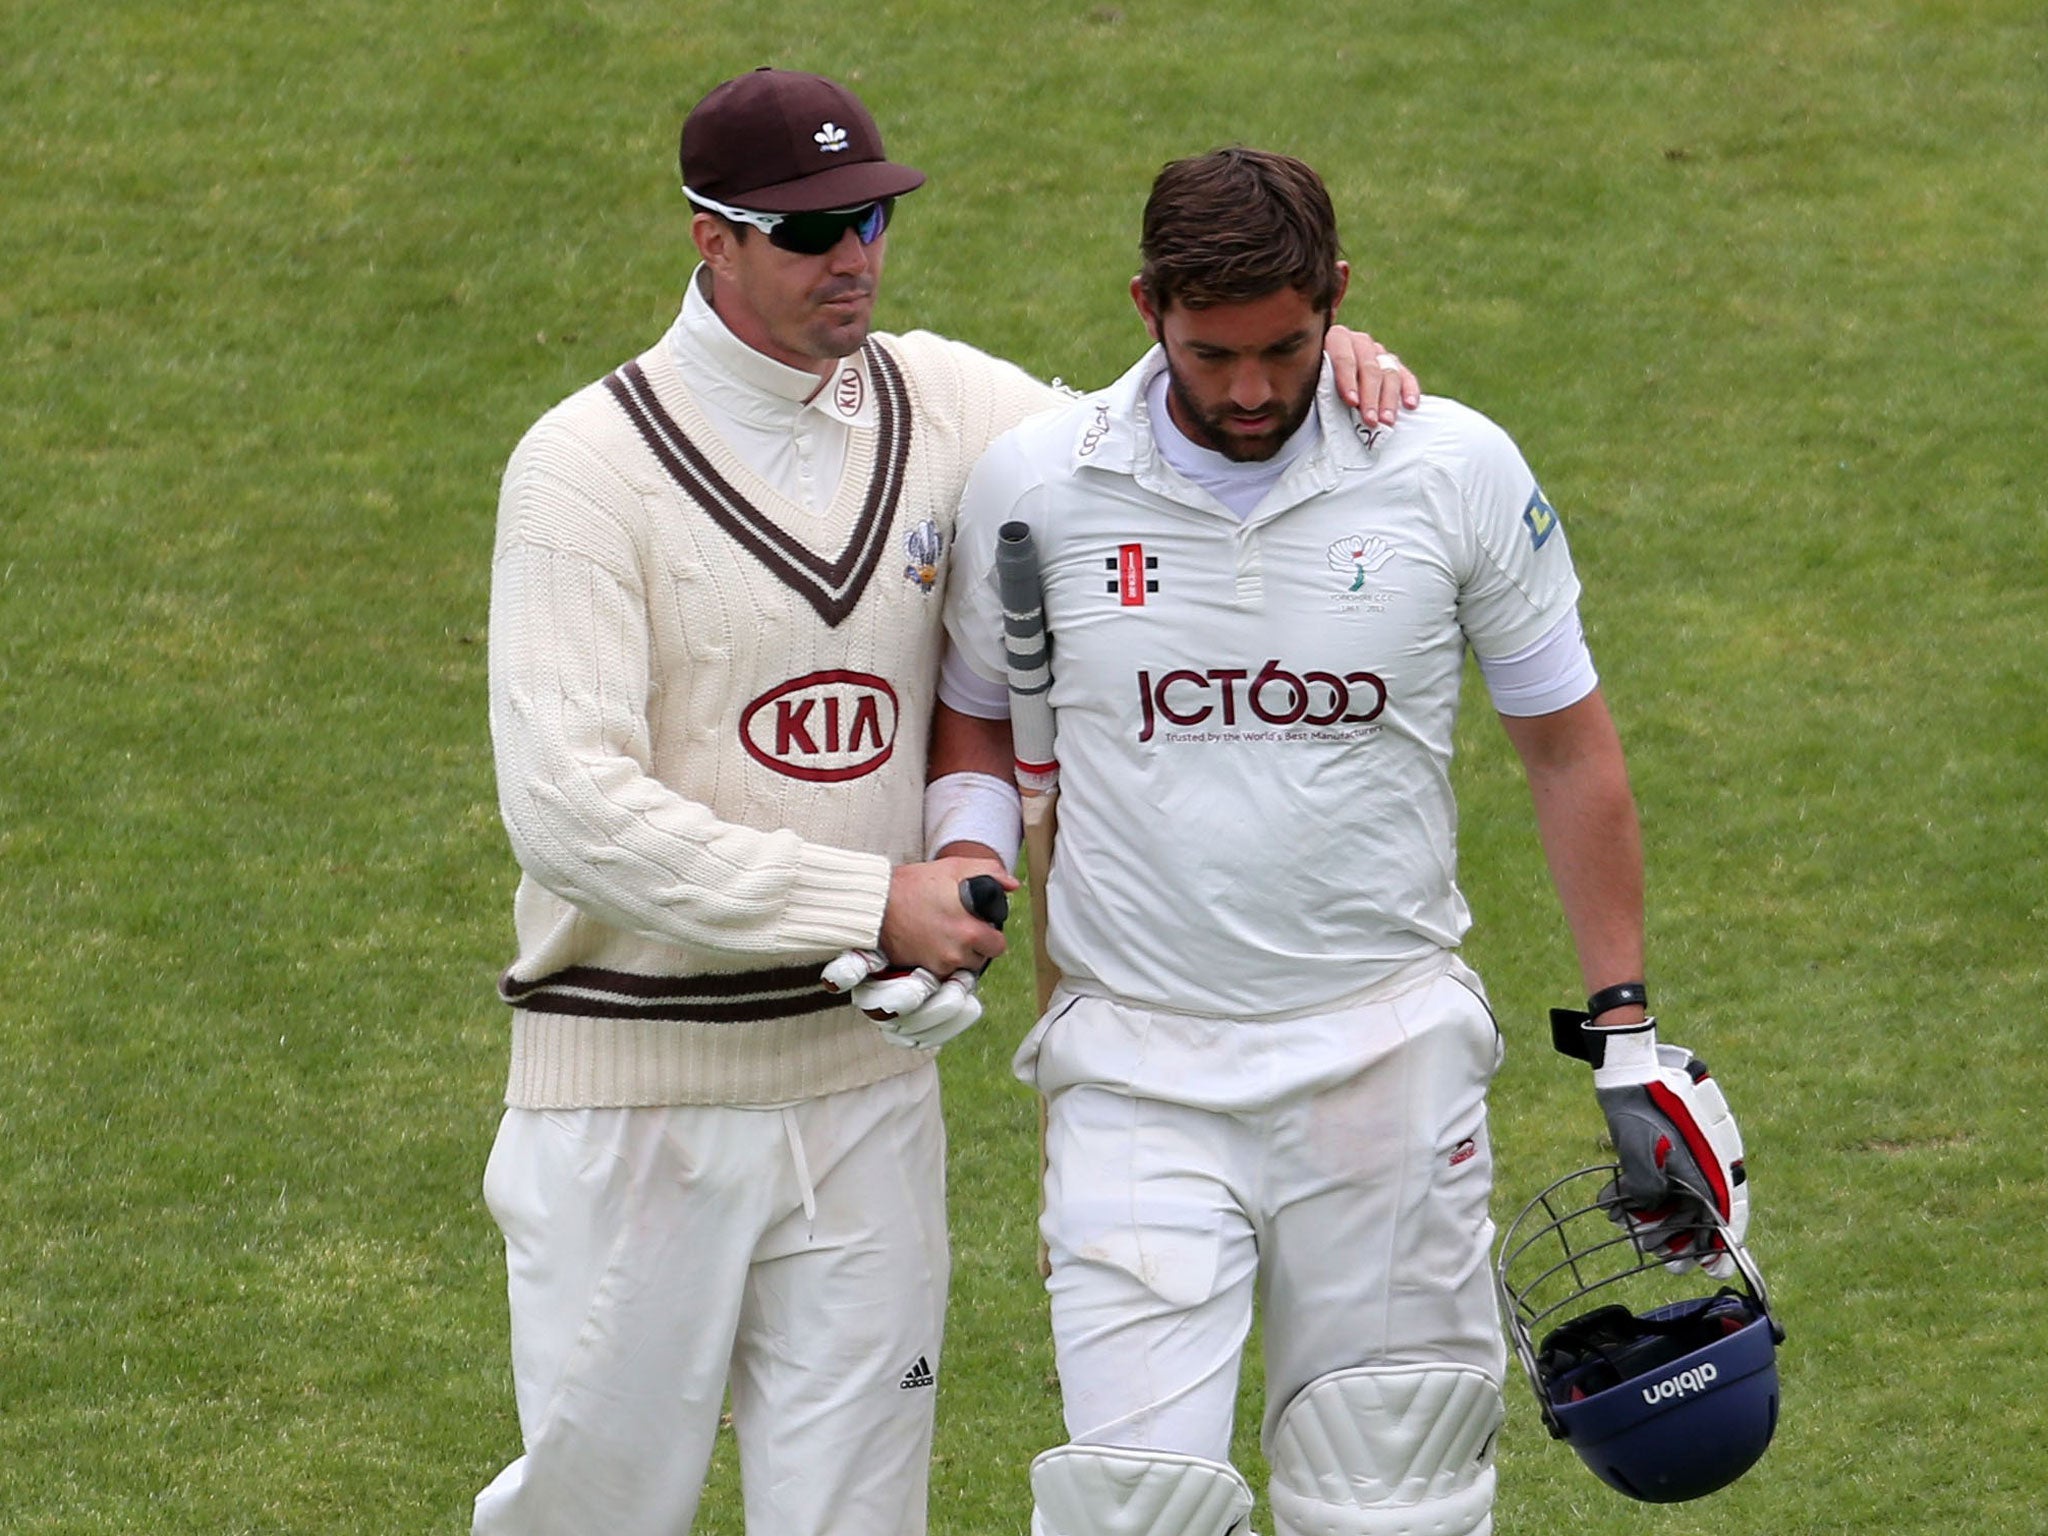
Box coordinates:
[769,201,893,255]
[767,215,834,255]
[854,198,893,243]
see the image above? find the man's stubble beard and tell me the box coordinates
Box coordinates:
[1163,360,1319,464]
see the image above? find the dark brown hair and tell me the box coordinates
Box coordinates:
[1138,147,1344,315]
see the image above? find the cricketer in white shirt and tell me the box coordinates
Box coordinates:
[942,348,1595,1024]
[937,343,1614,1536]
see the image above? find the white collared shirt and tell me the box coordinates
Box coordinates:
[664,265,879,515]
[944,347,1588,1018]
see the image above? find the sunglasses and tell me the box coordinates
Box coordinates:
[685,188,895,256]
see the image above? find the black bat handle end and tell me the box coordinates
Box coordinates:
[960,874,1009,930]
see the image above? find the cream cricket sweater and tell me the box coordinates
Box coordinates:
[488,321,1059,1107]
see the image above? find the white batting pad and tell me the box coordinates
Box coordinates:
[1031,1443,1254,1536]
[1268,1365,1501,1536]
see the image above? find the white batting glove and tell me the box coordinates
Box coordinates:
[819,948,941,1020]
[1556,1010,1749,1279]
[819,953,987,1050]
[874,969,986,1049]
[821,948,888,996]
[819,875,1007,1052]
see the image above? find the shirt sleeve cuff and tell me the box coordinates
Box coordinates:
[776,847,895,952]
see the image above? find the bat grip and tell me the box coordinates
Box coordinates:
[959,874,1009,931]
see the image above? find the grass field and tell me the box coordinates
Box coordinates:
[3,1,2044,1531]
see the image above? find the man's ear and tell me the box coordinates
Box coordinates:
[1130,276,1164,343]
[1330,259,1351,315]
[692,211,737,274]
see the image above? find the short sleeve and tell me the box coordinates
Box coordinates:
[1445,416,1584,660]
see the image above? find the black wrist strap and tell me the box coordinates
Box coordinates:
[1585,981,1648,1020]
[1552,991,1654,1068]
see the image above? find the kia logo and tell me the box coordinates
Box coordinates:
[740,670,899,782]
[835,367,864,416]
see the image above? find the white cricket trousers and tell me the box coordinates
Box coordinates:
[472,1064,949,1536]
[1034,971,1508,1460]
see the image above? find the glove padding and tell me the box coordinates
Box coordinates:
[821,950,986,1050]
[819,877,1008,1052]
[1557,1013,1749,1279]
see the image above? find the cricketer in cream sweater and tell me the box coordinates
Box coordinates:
[472,68,1068,1536]
[488,273,1057,1110]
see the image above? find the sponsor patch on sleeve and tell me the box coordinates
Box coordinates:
[1522,485,1560,549]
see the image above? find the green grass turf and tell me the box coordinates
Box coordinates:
[3,0,2044,1530]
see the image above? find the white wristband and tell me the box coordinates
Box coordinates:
[924,771,1022,867]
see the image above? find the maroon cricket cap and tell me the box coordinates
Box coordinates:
[680,69,926,213]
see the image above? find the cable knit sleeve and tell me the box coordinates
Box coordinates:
[487,412,893,958]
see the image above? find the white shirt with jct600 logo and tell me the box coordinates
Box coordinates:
[945,348,1585,1019]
